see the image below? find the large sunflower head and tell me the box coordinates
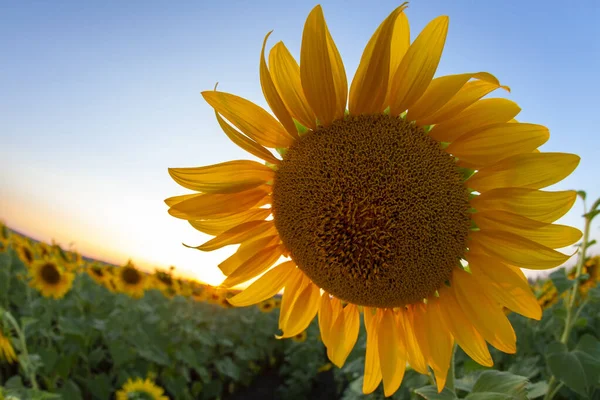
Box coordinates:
[116,261,147,298]
[166,4,581,396]
[115,377,169,400]
[29,258,75,299]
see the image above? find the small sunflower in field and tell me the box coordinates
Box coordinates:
[86,263,112,288]
[116,377,169,400]
[0,329,17,364]
[167,4,581,395]
[15,242,36,268]
[29,258,74,299]
[0,237,9,254]
[292,330,308,343]
[116,261,147,298]
[257,298,276,313]
[36,241,53,259]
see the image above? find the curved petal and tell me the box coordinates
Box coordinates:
[169,160,274,194]
[165,193,201,207]
[467,256,541,320]
[318,293,335,348]
[407,72,499,122]
[189,208,271,236]
[378,309,406,397]
[363,308,383,395]
[470,188,577,223]
[388,16,449,115]
[472,211,582,248]
[328,303,360,367]
[349,4,408,115]
[385,13,410,106]
[452,269,517,354]
[214,111,281,165]
[397,307,428,374]
[203,91,295,148]
[278,268,305,330]
[300,5,347,126]
[470,230,572,270]
[218,234,280,275]
[438,286,493,367]
[429,98,521,143]
[260,31,298,137]
[269,42,316,130]
[228,260,296,306]
[415,78,510,125]
[192,220,274,251]
[279,281,321,338]
[448,123,549,168]
[466,153,580,192]
[220,245,283,288]
[168,186,270,220]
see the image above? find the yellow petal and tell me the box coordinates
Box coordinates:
[193,220,274,251]
[452,269,516,353]
[438,286,493,367]
[467,256,541,320]
[278,268,305,329]
[189,208,271,236]
[269,42,316,130]
[429,98,521,143]
[260,32,299,137]
[470,188,577,223]
[397,307,428,374]
[408,72,499,122]
[467,153,580,192]
[328,303,360,367]
[214,111,281,165]
[218,234,279,275]
[378,309,405,397]
[318,293,334,348]
[300,5,347,126]
[415,78,510,125]
[164,193,201,207]
[279,282,321,338]
[472,211,582,248]
[470,230,572,269]
[448,123,549,168]
[220,245,283,288]
[228,260,296,306]
[349,4,408,115]
[168,186,270,220]
[363,309,383,395]
[385,13,410,106]
[169,160,274,194]
[202,91,295,148]
[388,16,449,115]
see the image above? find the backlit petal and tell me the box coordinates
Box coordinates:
[388,16,449,115]
[193,220,274,251]
[220,245,283,288]
[278,268,305,329]
[385,13,410,105]
[318,293,334,348]
[397,307,428,374]
[189,208,271,236]
[467,153,580,192]
[228,260,296,306]
[328,303,360,367]
[203,91,295,148]
[300,5,347,126]
[218,235,280,275]
[279,281,321,338]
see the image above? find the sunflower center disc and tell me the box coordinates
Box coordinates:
[41,263,61,284]
[122,267,141,285]
[272,114,471,308]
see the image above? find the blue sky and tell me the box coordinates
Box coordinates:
[1,0,598,283]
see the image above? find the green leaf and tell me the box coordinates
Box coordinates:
[84,373,113,400]
[545,335,600,397]
[465,394,513,400]
[526,381,549,399]
[588,286,600,303]
[470,371,529,399]
[584,209,600,220]
[56,379,83,400]
[577,190,587,201]
[215,356,241,380]
[549,269,574,294]
[414,386,458,399]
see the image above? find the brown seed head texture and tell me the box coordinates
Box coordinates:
[272,114,470,308]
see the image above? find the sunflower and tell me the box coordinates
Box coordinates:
[15,242,36,268]
[29,258,74,299]
[116,377,169,400]
[167,4,581,396]
[0,237,9,254]
[0,330,17,364]
[86,263,112,288]
[257,298,276,313]
[116,261,147,298]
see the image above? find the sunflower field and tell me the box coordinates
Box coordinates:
[1,202,599,400]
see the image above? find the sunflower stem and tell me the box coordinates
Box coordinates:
[544,195,599,400]
[446,344,457,391]
[1,310,39,390]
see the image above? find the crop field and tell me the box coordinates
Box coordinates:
[0,220,598,400]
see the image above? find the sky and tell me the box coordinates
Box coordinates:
[1,0,599,285]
